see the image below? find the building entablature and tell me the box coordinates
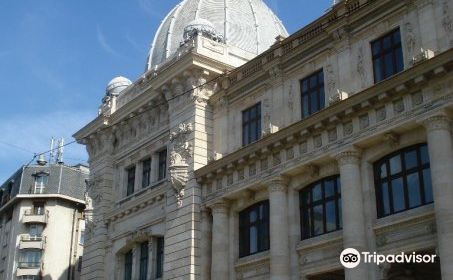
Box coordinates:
[196,49,453,204]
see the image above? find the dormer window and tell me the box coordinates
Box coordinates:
[33,174,48,194]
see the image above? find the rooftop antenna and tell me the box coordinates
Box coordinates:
[56,138,65,164]
[49,137,55,164]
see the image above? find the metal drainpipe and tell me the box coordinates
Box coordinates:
[68,208,76,280]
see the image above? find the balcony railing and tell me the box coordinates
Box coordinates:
[18,262,41,269]
[19,235,46,250]
[23,210,48,224]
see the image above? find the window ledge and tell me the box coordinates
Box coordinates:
[374,204,435,234]
[235,251,270,268]
[296,230,343,252]
[118,179,168,205]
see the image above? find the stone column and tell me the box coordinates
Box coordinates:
[336,150,368,280]
[424,115,453,280]
[151,153,159,183]
[200,208,212,280]
[210,201,229,280]
[268,177,290,280]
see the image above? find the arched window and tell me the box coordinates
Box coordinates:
[374,143,433,218]
[299,176,342,240]
[239,200,269,257]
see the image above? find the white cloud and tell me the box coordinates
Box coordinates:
[96,25,123,58]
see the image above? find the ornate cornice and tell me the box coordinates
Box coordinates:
[423,114,451,132]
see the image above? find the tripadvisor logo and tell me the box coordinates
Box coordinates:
[340,248,437,268]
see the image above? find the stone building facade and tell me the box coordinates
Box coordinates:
[0,160,88,280]
[74,0,453,279]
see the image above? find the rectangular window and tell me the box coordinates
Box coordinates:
[29,224,43,239]
[78,256,83,272]
[239,200,270,257]
[139,242,149,280]
[34,175,48,194]
[242,103,262,146]
[300,69,325,119]
[371,28,404,83]
[142,158,151,188]
[299,176,342,240]
[374,143,433,218]
[124,250,133,280]
[79,230,85,245]
[156,237,164,279]
[158,149,167,181]
[126,166,136,196]
[19,250,42,268]
[32,202,45,215]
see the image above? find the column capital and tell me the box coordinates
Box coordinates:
[209,200,230,214]
[266,175,290,193]
[423,114,451,132]
[335,148,361,166]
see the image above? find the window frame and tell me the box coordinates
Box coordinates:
[156,237,164,279]
[374,143,433,218]
[371,28,404,83]
[158,149,167,181]
[299,175,342,240]
[126,166,136,196]
[139,242,149,280]
[300,69,325,119]
[34,174,48,194]
[239,200,270,258]
[124,250,133,280]
[242,103,262,146]
[142,158,152,188]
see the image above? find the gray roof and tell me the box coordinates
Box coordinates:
[145,0,288,70]
[0,164,89,208]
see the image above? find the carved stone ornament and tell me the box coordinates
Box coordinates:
[169,123,194,167]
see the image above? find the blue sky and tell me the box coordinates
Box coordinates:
[0,0,332,183]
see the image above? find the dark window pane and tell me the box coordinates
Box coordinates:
[242,103,262,146]
[319,87,325,109]
[379,162,388,179]
[302,95,309,118]
[310,91,318,112]
[312,184,322,201]
[302,208,312,239]
[423,169,433,203]
[405,150,418,170]
[383,36,391,50]
[338,197,342,228]
[372,41,381,56]
[310,75,317,89]
[239,201,269,257]
[420,145,430,165]
[407,172,422,208]
[392,178,405,212]
[384,53,393,77]
[326,201,336,232]
[301,190,311,205]
[324,180,335,198]
[372,28,403,82]
[381,182,391,216]
[389,155,402,175]
[313,205,324,236]
[395,47,404,72]
[374,59,382,82]
[302,80,308,92]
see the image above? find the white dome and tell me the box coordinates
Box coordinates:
[106,76,132,97]
[145,0,288,71]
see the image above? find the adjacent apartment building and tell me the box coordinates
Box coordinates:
[0,158,89,280]
[74,0,453,279]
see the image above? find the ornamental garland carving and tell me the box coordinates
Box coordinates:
[169,123,194,167]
